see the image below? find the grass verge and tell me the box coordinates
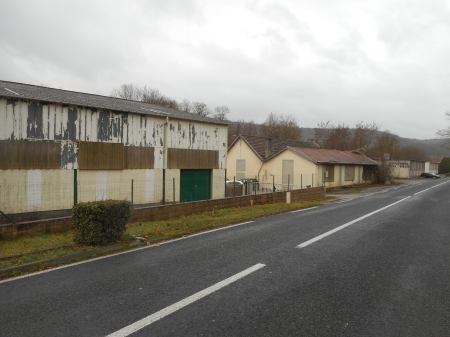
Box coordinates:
[0,197,330,278]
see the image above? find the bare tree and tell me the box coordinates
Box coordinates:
[111,83,142,101]
[141,86,178,109]
[437,111,450,148]
[367,131,399,160]
[314,121,333,148]
[191,101,211,117]
[228,119,260,137]
[325,123,351,150]
[178,99,192,113]
[260,112,280,138]
[260,112,302,140]
[352,121,380,153]
[213,105,230,120]
[278,114,302,140]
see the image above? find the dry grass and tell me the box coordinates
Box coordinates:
[1,198,329,273]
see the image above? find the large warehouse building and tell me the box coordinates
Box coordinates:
[0,81,229,221]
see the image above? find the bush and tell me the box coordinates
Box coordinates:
[438,157,450,174]
[72,200,131,246]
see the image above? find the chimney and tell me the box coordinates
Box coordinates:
[265,138,272,158]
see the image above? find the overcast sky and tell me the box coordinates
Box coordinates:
[1,0,450,140]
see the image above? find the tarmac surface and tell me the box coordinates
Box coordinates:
[325,178,428,202]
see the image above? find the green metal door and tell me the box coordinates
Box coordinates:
[180,169,211,202]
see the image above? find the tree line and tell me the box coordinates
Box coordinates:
[111,83,434,161]
[110,83,230,120]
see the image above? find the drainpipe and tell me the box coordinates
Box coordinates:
[163,115,169,204]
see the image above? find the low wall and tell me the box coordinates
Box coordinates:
[0,187,325,240]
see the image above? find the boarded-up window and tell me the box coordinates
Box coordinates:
[167,149,219,169]
[236,159,245,180]
[125,146,154,169]
[0,140,60,169]
[282,160,294,188]
[345,165,355,181]
[323,164,334,182]
[79,141,124,170]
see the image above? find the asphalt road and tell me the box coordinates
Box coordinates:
[1,178,449,336]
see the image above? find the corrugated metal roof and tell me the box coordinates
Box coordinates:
[0,80,229,125]
[289,147,379,165]
[229,134,319,160]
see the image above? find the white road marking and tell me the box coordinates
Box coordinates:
[0,221,254,284]
[414,188,430,195]
[106,263,266,337]
[296,196,411,249]
[291,206,319,213]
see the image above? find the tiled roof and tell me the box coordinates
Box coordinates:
[230,134,319,160]
[0,80,229,125]
[289,147,379,166]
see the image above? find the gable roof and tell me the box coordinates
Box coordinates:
[288,147,379,166]
[229,134,319,161]
[0,80,229,125]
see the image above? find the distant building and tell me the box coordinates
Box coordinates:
[388,160,425,178]
[227,134,319,181]
[227,134,378,189]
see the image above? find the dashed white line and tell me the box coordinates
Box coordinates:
[414,188,430,195]
[106,263,266,337]
[296,196,411,249]
[291,206,319,213]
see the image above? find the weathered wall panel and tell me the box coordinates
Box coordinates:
[79,142,124,170]
[125,146,155,169]
[167,149,219,169]
[0,140,61,170]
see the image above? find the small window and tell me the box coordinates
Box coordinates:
[236,159,245,180]
[323,164,334,182]
[345,165,355,181]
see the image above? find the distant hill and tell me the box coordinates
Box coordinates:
[301,128,450,160]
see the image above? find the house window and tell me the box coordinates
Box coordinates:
[323,164,334,182]
[345,165,355,181]
[236,159,245,180]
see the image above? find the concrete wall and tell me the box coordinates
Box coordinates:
[0,186,325,239]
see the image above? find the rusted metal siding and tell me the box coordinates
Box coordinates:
[0,140,60,170]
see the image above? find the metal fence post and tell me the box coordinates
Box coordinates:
[73,169,78,206]
[301,174,302,189]
[131,179,134,209]
[173,178,175,204]
[273,175,275,193]
[162,169,166,205]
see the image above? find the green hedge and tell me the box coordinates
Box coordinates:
[438,157,450,174]
[72,200,131,245]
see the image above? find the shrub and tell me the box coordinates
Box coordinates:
[72,200,131,246]
[438,157,450,174]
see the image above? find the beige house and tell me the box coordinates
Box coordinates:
[227,134,318,182]
[260,147,379,190]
